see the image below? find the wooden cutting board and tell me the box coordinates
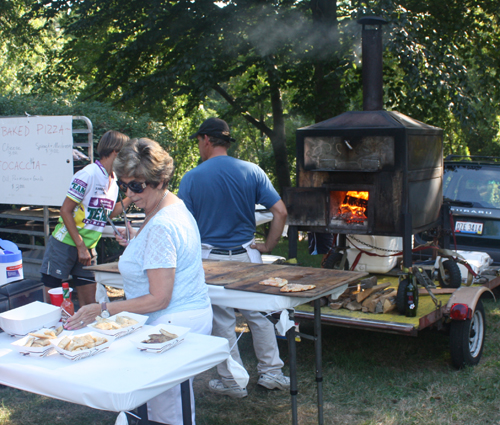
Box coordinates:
[85,260,261,282]
[202,260,263,286]
[86,260,367,298]
[205,261,367,298]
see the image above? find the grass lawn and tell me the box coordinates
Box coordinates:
[1,238,499,424]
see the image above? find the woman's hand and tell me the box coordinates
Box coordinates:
[64,303,101,330]
[115,222,136,247]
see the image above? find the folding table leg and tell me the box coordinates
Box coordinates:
[286,309,298,425]
[135,381,191,425]
[180,380,193,425]
[314,298,324,425]
[137,404,149,424]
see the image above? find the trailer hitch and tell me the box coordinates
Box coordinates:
[412,266,442,309]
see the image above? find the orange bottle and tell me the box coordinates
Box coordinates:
[60,282,74,324]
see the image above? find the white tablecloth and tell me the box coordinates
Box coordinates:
[0,328,231,413]
[94,271,348,312]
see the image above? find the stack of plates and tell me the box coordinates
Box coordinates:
[130,324,190,354]
[87,312,148,339]
[50,332,115,361]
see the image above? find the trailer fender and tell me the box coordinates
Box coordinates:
[445,286,495,315]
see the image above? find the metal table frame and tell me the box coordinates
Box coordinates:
[286,299,324,425]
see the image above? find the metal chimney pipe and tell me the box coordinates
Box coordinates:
[357,17,388,111]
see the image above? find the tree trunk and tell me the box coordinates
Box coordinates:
[214,62,291,195]
[266,60,291,193]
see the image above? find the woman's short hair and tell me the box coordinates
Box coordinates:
[114,138,174,189]
[97,130,130,158]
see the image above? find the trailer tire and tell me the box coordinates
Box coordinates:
[449,300,486,368]
[438,260,462,288]
[322,252,349,270]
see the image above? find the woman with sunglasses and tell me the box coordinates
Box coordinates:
[66,138,212,425]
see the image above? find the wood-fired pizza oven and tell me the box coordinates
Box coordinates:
[284,17,444,266]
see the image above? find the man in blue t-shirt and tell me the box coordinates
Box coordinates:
[178,117,288,398]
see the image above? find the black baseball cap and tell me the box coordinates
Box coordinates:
[189,118,235,142]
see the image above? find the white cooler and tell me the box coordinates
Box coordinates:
[346,235,402,274]
[0,239,24,287]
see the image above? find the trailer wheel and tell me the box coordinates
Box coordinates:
[322,252,349,270]
[449,300,486,368]
[438,260,462,288]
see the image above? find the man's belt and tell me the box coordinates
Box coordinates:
[210,247,247,255]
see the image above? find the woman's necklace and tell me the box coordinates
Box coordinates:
[139,189,169,232]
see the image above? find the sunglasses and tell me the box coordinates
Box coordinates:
[117,180,148,193]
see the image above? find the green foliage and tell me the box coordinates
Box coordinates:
[4,0,500,190]
[378,0,500,156]
[0,0,85,97]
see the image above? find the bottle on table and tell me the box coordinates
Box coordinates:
[60,282,74,324]
[405,275,418,317]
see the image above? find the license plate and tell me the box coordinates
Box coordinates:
[455,221,483,235]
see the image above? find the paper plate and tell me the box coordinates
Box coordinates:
[130,324,190,353]
[87,312,148,338]
[11,327,70,357]
[51,332,115,361]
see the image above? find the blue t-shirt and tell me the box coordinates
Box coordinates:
[178,156,280,248]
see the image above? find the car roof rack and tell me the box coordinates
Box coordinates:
[445,155,500,164]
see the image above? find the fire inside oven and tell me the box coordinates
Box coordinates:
[330,190,370,229]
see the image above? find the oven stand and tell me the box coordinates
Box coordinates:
[287,298,324,425]
[136,380,192,425]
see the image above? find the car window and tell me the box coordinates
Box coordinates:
[443,166,500,208]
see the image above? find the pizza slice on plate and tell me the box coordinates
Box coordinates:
[259,277,288,287]
[280,283,316,293]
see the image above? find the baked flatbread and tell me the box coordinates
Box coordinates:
[28,332,52,339]
[259,277,288,287]
[58,334,108,352]
[58,336,71,350]
[93,315,139,330]
[280,283,316,293]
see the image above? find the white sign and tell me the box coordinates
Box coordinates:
[0,116,74,206]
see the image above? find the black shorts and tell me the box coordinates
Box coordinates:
[40,236,97,287]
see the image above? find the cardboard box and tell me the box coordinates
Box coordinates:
[0,301,60,335]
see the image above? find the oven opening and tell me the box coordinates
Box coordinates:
[329,191,370,228]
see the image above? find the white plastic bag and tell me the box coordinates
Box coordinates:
[114,412,128,425]
[275,310,294,336]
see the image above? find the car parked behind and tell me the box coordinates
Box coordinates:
[415,156,500,265]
